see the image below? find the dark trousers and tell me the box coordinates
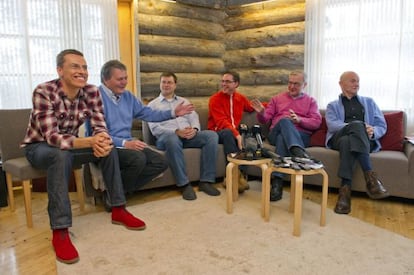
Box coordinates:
[217,128,239,157]
[217,128,246,173]
[117,147,168,193]
[328,121,373,181]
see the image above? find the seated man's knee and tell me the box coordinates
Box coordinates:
[55,149,72,164]
[162,133,182,148]
[218,128,233,141]
[347,121,366,132]
[278,117,292,125]
[205,130,219,143]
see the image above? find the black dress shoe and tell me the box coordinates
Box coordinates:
[181,184,197,200]
[270,177,283,201]
[364,171,390,199]
[334,185,351,214]
[290,146,321,164]
[199,182,220,196]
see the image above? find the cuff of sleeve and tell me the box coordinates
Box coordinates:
[122,139,126,147]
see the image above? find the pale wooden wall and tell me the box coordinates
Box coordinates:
[137,0,305,107]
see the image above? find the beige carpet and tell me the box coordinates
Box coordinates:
[58,181,414,275]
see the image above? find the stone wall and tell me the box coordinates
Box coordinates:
[137,0,305,107]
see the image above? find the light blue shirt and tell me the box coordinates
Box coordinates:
[147,94,200,139]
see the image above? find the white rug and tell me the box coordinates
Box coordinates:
[58,181,414,275]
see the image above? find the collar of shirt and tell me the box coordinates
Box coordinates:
[56,79,85,100]
[160,93,178,103]
[101,84,121,104]
[288,92,305,99]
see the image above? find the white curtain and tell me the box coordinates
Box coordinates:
[305,0,414,134]
[0,0,119,109]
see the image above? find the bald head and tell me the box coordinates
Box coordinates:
[339,71,360,98]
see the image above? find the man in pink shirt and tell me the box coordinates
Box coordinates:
[252,71,322,201]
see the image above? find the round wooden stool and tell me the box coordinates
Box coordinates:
[263,166,329,236]
[225,155,271,215]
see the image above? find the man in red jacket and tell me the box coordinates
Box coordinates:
[208,71,255,192]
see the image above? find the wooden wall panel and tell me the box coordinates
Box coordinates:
[137,0,305,102]
[139,35,224,57]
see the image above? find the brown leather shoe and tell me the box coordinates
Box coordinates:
[334,185,351,214]
[364,171,390,199]
[238,173,249,193]
[221,175,249,193]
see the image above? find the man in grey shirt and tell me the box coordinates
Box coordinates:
[148,72,220,200]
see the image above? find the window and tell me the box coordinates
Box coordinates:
[0,0,119,109]
[305,0,414,133]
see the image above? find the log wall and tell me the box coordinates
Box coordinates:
[137,0,305,107]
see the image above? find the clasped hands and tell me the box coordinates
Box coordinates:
[91,132,114,157]
[175,127,197,139]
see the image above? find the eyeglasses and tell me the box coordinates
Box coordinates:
[288,81,303,87]
[221,80,235,84]
[68,63,88,71]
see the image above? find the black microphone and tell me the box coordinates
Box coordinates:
[238,124,249,150]
[251,125,263,149]
[261,147,281,161]
[245,136,258,153]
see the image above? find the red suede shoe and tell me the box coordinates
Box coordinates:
[112,206,146,230]
[52,228,79,264]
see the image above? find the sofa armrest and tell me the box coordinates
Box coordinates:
[142,121,156,146]
[404,142,414,178]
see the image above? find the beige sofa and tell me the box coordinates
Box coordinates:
[140,108,414,199]
[84,107,414,200]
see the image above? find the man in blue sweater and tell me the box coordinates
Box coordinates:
[326,71,389,214]
[99,60,194,200]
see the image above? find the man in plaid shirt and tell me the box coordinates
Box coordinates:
[21,49,167,264]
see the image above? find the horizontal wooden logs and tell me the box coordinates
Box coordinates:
[139,14,225,40]
[137,0,305,106]
[140,55,225,73]
[223,45,304,69]
[224,3,305,31]
[238,84,286,101]
[225,22,304,50]
[140,72,222,99]
[237,69,292,86]
[139,0,226,23]
[139,35,224,57]
[176,0,223,10]
[226,0,304,13]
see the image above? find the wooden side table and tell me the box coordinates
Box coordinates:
[263,166,329,236]
[225,155,271,216]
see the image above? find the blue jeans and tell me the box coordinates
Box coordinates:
[268,118,310,178]
[24,142,126,229]
[155,130,218,186]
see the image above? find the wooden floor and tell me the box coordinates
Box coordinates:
[1,182,414,275]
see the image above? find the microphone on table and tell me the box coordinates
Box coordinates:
[251,124,263,149]
[238,124,249,150]
[261,147,281,161]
